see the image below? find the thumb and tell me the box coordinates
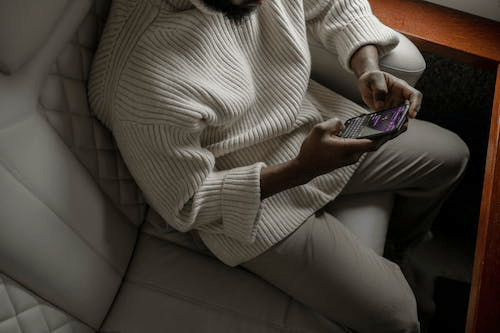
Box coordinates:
[331,118,345,135]
[317,117,344,135]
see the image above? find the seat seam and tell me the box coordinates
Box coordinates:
[380,63,427,74]
[0,272,95,333]
[124,277,308,333]
[97,213,144,332]
[33,301,52,333]
[3,276,54,333]
[39,98,143,229]
[0,161,125,277]
[48,316,73,333]
[0,277,17,326]
[38,301,75,332]
[3,280,28,333]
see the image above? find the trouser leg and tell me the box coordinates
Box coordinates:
[242,120,467,332]
[339,119,469,329]
[242,212,420,333]
[340,119,470,255]
[323,192,393,256]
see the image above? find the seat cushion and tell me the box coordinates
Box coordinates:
[101,234,349,333]
[38,0,147,227]
[0,0,140,329]
[0,0,69,74]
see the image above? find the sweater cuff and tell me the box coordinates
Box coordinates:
[333,16,399,72]
[222,162,266,244]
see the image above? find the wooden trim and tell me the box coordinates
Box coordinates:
[466,64,500,333]
[406,39,498,69]
[369,0,500,67]
[367,1,500,331]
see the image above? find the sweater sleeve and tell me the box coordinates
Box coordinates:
[303,0,399,71]
[113,119,265,244]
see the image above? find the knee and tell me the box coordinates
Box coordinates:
[385,297,421,333]
[411,120,470,187]
[376,265,421,333]
[438,133,470,186]
[432,128,470,185]
[383,283,421,333]
[367,293,420,333]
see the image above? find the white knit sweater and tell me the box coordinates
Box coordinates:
[88,0,398,266]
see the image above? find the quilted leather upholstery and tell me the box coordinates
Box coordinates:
[0,0,137,329]
[0,274,94,333]
[39,0,146,227]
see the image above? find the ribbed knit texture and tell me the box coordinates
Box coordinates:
[88,0,398,266]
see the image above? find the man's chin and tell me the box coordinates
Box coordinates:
[201,0,258,24]
[225,7,257,23]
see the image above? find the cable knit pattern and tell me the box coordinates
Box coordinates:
[88,0,398,266]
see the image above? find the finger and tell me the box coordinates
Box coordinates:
[341,137,382,153]
[391,79,422,117]
[408,91,423,118]
[385,78,409,108]
[371,75,389,110]
[385,93,401,109]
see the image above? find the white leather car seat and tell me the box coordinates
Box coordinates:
[0,0,425,332]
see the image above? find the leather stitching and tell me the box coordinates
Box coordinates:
[38,2,147,229]
[0,274,94,333]
[124,277,310,333]
[1,276,25,333]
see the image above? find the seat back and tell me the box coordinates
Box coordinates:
[0,0,145,330]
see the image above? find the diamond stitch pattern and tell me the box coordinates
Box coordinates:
[38,0,146,227]
[0,274,94,333]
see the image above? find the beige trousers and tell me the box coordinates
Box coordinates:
[242,119,469,333]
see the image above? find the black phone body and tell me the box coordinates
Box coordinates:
[338,103,410,140]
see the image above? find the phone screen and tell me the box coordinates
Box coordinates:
[339,104,409,139]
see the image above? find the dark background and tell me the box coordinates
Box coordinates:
[414,51,496,332]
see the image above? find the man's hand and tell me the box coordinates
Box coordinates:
[260,118,387,199]
[295,118,386,180]
[358,70,422,118]
[350,45,422,118]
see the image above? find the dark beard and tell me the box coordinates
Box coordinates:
[201,0,258,24]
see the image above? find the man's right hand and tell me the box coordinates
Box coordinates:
[294,118,386,181]
[260,118,387,199]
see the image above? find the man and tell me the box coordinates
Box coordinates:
[89,0,469,331]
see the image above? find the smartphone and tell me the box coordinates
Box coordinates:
[338,102,410,140]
